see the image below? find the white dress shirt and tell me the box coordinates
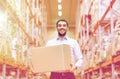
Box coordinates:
[46,36,83,68]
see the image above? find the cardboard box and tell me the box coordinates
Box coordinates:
[31,44,71,73]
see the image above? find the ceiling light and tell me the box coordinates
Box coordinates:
[58,0,62,3]
[58,4,62,10]
[58,11,62,16]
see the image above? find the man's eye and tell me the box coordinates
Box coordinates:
[63,24,66,27]
[58,24,66,27]
[58,24,62,27]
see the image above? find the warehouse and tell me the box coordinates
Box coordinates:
[0,0,120,79]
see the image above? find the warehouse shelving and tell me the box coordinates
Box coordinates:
[0,0,47,78]
[80,55,120,79]
[76,0,120,79]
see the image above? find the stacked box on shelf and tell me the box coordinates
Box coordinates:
[106,45,113,61]
[82,53,90,70]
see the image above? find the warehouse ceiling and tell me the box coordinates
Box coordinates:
[44,0,78,27]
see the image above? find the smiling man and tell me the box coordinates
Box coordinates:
[46,19,83,79]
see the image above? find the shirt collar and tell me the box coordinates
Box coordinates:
[56,36,68,40]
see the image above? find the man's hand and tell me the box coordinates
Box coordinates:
[70,64,77,72]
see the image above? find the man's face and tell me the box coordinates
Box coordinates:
[57,21,68,36]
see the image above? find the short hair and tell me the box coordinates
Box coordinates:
[56,19,68,27]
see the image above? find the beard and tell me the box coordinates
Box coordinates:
[58,32,66,36]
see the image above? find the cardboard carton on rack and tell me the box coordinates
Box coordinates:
[31,44,71,73]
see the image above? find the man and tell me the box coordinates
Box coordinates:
[46,19,83,79]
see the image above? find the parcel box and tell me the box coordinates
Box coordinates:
[31,44,71,73]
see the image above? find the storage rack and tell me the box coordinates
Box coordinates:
[79,55,120,79]
[0,0,47,78]
[76,0,120,79]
